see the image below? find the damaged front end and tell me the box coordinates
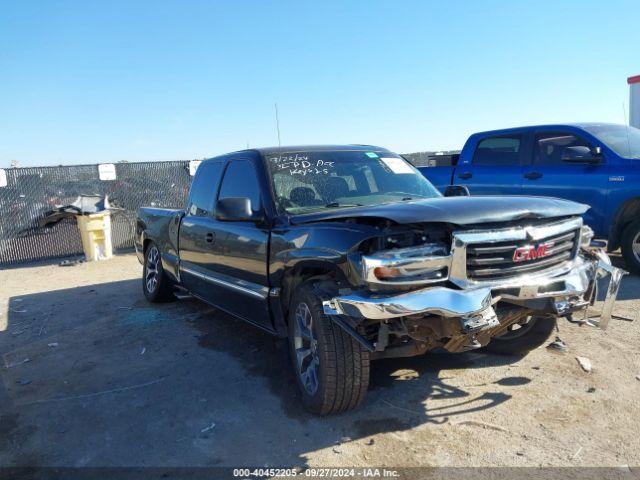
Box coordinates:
[322,217,626,357]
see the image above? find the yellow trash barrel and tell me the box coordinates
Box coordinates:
[76,211,113,261]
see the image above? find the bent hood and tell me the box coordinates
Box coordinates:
[291,196,588,226]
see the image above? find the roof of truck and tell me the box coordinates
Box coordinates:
[252,144,391,155]
[468,122,626,137]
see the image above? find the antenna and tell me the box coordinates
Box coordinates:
[622,101,632,155]
[274,102,281,148]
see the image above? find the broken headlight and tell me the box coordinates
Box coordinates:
[362,242,452,287]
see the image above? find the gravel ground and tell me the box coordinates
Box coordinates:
[0,253,639,468]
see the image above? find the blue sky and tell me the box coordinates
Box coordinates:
[1,0,638,167]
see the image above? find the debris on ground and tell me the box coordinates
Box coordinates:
[47,342,59,347]
[59,259,84,267]
[366,439,375,446]
[453,420,509,433]
[636,375,640,381]
[576,356,592,373]
[16,378,32,385]
[5,358,31,369]
[546,336,567,353]
[200,422,216,433]
[140,347,146,355]
[571,446,583,460]
[587,387,596,393]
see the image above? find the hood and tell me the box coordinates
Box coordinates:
[291,196,588,226]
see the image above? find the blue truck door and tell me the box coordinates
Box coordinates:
[521,130,611,235]
[455,134,526,195]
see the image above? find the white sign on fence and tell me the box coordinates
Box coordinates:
[189,160,202,176]
[98,163,117,181]
[0,169,6,188]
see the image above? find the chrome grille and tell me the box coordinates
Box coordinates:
[449,217,583,286]
[466,229,579,280]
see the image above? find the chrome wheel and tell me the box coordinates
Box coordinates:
[293,302,320,395]
[145,246,160,293]
[633,231,640,263]
[495,316,538,340]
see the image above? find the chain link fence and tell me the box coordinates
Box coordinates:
[0,161,193,267]
[0,151,454,267]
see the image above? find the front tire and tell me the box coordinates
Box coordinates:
[142,242,175,303]
[288,281,370,415]
[484,316,556,355]
[620,220,640,275]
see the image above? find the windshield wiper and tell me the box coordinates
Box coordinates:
[324,202,363,208]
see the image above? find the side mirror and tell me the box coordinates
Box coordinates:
[562,146,602,164]
[215,197,258,221]
[444,185,470,197]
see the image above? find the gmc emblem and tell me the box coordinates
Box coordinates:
[513,241,555,263]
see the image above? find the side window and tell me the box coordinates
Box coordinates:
[534,132,592,165]
[473,135,522,166]
[218,160,262,211]
[188,161,224,216]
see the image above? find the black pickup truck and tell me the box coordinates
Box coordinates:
[136,145,623,415]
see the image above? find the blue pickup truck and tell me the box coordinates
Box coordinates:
[419,123,640,273]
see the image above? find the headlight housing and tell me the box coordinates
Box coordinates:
[362,242,452,287]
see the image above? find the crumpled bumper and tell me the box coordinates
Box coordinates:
[322,250,625,330]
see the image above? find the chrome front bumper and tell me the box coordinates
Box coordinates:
[323,250,625,330]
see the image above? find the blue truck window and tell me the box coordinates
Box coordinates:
[534,132,592,165]
[473,136,521,165]
[188,161,224,216]
[218,160,262,211]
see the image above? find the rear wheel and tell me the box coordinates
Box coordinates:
[142,242,175,302]
[484,316,555,355]
[620,220,640,275]
[288,281,370,415]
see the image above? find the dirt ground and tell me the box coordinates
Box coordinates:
[1,253,639,469]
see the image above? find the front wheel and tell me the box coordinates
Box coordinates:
[142,242,175,303]
[484,316,556,355]
[288,281,370,415]
[620,220,640,275]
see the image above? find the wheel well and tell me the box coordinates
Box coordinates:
[143,238,153,254]
[280,265,346,322]
[610,198,640,251]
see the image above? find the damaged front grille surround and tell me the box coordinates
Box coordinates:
[361,217,586,289]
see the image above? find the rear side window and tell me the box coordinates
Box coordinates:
[188,161,224,216]
[473,136,522,166]
[534,132,592,165]
[218,160,262,211]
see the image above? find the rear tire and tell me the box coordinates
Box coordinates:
[620,220,640,275]
[288,281,370,415]
[142,242,175,303]
[484,316,555,355]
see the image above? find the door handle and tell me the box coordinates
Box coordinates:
[205,232,215,244]
[458,172,473,180]
[524,171,543,180]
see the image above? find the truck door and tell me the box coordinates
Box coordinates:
[454,134,525,195]
[521,130,611,235]
[180,158,272,330]
[178,160,225,298]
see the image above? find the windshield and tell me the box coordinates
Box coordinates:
[264,149,441,214]
[581,124,640,159]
